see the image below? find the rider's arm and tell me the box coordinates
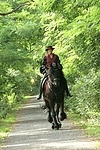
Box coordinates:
[40,56,47,74]
[56,55,60,64]
[56,55,63,70]
[42,56,46,66]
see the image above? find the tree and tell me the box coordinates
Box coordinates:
[0,0,100,120]
[0,0,34,15]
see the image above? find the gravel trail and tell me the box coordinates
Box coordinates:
[1,96,99,150]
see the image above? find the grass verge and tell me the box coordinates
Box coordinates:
[0,96,30,146]
[68,112,100,148]
[0,113,16,143]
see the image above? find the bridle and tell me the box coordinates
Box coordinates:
[47,68,63,96]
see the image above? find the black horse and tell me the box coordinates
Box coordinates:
[42,63,67,130]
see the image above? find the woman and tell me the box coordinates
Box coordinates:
[37,46,72,100]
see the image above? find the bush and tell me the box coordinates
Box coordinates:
[65,69,100,120]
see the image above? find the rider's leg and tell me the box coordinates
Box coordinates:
[37,76,45,100]
[37,80,43,100]
[37,74,47,100]
[60,71,72,97]
[63,77,72,97]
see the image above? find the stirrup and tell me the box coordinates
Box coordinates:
[67,93,72,97]
[40,104,47,110]
[36,95,41,100]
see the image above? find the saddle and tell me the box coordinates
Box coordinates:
[41,76,48,90]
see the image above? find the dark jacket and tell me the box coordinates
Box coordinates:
[42,53,60,68]
[40,53,62,74]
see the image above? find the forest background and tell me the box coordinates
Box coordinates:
[0,0,100,140]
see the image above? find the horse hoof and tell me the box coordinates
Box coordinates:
[60,112,67,121]
[52,123,59,130]
[52,126,59,130]
[47,116,53,123]
[54,127,59,130]
[52,123,54,129]
[58,123,61,128]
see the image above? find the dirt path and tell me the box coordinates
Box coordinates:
[1,96,99,150]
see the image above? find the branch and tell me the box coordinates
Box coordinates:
[0,0,34,16]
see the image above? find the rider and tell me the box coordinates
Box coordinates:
[37,46,72,100]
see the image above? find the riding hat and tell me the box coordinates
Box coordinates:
[45,46,55,51]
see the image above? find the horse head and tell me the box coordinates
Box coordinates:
[47,63,61,87]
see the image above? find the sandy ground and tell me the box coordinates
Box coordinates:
[1,96,99,150]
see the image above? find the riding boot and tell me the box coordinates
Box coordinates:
[37,81,43,100]
[63,77,72,97]
[37,83,43,100]
[37,74,47,100]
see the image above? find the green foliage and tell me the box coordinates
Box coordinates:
[65,69,100,119]
[68,112,100,141]
[0,0,44,118]
[0,0,100,133]
[0,111,16,141]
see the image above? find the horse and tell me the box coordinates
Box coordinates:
[42,63,67,130]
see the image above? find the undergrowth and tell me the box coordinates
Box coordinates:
[0,96,29,145]
[68,112,100,148]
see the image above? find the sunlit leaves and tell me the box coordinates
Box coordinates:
[0,2,11,13]
[0,0,100,120]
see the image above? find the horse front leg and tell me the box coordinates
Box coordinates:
[50,103,59,130]
[47,109,53,123]
[56,103,61,128]
[44,100,53,123]
[60,100,67,121]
